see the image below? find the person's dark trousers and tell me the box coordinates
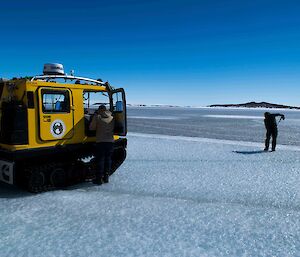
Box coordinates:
[95,142,114,182]
[265,128,278,151]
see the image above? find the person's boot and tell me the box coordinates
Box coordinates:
[102,173,109,184]
[264,148,268,151]
[93,176,103,185]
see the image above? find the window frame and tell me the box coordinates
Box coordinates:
[41,89,71,114]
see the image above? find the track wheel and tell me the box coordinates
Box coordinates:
[50,167,66,188]
[27,169,46,193]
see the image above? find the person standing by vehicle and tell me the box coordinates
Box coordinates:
[264,112,285,152]
[89,105,115,184]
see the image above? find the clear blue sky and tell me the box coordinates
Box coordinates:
[1,0,300,106]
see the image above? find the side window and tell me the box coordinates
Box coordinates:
[83,91,110,115]
[42,90,70,113]
[112,91,124,112]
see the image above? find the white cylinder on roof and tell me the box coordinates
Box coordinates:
[43,63,65,75]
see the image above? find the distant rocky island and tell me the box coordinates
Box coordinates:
[209,101,300,110]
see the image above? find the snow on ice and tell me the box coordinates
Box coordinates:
[1,133,300,256]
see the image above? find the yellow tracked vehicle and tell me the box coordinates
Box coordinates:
[0,64,127,192]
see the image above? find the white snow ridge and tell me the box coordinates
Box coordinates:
[1,133,300,256]
[203,114,264,120]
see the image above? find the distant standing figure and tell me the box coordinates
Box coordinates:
[264,112,285,152]
[89,105,115,184]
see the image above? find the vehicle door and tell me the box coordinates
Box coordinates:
[110,88,127,136]
[38,88,74,141]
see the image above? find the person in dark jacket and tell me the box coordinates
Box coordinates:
[89,105,115,184]
[264,112,285,151]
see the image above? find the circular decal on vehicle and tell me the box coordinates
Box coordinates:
[51,119,66,138]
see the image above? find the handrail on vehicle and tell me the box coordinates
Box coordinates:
[31,75,113,91]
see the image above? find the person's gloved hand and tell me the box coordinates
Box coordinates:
[282,115,285,120]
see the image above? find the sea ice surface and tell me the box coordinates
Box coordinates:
[203,114,264,119]
[128,107,300,146]
[1,132,300,257]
